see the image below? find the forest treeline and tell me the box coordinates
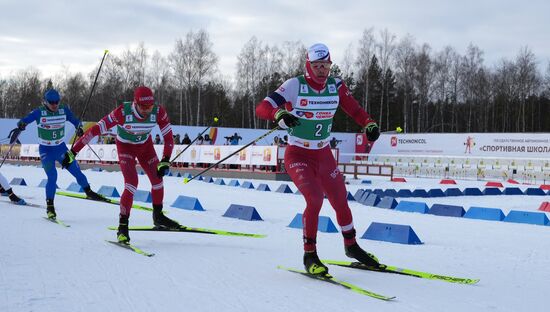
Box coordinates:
[1,28,549,133]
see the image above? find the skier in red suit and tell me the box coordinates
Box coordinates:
[63,86,179,244]
[256,43,382,275]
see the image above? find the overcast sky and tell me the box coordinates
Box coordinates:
[1,0,549,81]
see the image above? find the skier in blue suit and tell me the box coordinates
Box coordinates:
[11,89,103,219]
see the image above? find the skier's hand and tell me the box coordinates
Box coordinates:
[62,149,77,169]
[157,157,170,177]
[76,125,84,137]
[9,128,22,144]
[17,121,26,130]
[364,120,380,142]
[275,109,300,129]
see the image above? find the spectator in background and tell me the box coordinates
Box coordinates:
[329,137,342,149]
[182,133,192,145]
[196,133,204,145]
[230,132,242,145]
[174,134,181,145]
[204,134,212,145]
[281,135,288,146]
[273,136,280,146]
[154,134,162,144]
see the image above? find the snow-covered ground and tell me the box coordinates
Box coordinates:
[1,164,550,312]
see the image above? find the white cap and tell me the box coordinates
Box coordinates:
[307,43,331,62]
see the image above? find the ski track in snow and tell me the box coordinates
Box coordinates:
[1,164,550,311]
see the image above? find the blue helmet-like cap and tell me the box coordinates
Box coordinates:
[44,89,60,103]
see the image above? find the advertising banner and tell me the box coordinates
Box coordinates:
[19,144,278,166]
[370,133,550,158]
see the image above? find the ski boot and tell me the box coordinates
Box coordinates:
[345,242,385,269]
[117,215,130,244]
[303,251,329,275]
[84,186,106,201]
[152,204,180,229]
[6,188,26,205]
[46,199,56,219]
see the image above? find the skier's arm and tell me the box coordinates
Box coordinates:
[337,79,380,141]
[157,106,174,160]
[337,80,374,127]
[256,78,297,121]
[17,109,41,129]
[64,107,81,129]
[72,106,124,153]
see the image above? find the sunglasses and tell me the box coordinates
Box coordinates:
[310,61,332,69]
[46,101,59,105]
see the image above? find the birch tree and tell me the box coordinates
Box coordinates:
[192,29,218,126]
[356,28,376,112]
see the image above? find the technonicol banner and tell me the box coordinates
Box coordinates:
[19,144,278,166]
[369,133,550,158]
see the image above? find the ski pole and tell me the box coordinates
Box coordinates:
[71,49,108,149]
[86,143,102,161]
[0,131,22,169]
[170,117,219,163]
[183,126,280,184]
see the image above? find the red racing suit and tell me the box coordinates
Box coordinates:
[256,75,375,251]
[73,102,174,216]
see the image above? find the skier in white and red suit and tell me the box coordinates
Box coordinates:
[256,43,383,275]
[63,86,179,244]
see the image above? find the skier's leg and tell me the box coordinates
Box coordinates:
[318,146,383,268]
[137,143,179,229]
[285,146,328,275]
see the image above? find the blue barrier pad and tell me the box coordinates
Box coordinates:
[256,183,271,191]
[376,197,397,209]
[353,189,365,201]
[429,204,465,217]
[228,179,240,187]
[276,184,293,193]
[171,196,205,211]
[241,181,255,189]
[288,213,338,233]
[361,222,422,244]
[9,178,27,186]
[223,204,263,221]
[383,189,399,198]
[396,189,413,198]
[464,188,483,196]
[66,182,84,193]
[134,190,152,203]
[427,189,446,197]
[395,201,429,214]
[363,193,380,207]
[98,186,120,198]
[444,188,464,196]
[525,188,546,196]
[504,210,549,225]
[464,206,505,221]
[213,178,226,185]
[411,189,429,197]
[503,187,524,195]
[483,188,502,195]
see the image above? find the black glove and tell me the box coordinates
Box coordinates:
[364,120,380,142]
[157,157,170,177]
[17,121,26,130]
[62,149,77,169]
[76,126,84,137]
[9,128,22,144]
[274,109,300,129]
